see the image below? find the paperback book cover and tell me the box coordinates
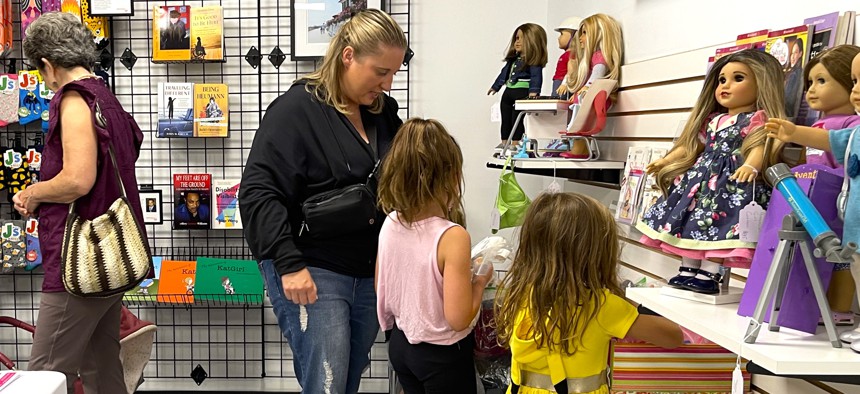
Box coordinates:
[189,5,224,61]
[765,25,812,122]
[637,148,668,223]
[152,5,191,62]
[123,256,163,302]
[156,260,196,303]
[193,83,228,137]
[616,147,650,224]
[156,82,194,137]
[735,29,769,50]
[212,178,241,229]
[194,258,263,303]
[802,12,840,125]
[173,173,211,230]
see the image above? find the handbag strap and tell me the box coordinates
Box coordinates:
[68,102,127,214]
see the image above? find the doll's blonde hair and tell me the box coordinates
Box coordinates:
[303,9,406,115]
[503,23,548,68]
[494,192,622,356]
[656,49,787,195]
[804,44,860,92]
[567,13,623,94]
[378,118,465,227]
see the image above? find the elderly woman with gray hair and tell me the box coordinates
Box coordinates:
[13,12,147,393]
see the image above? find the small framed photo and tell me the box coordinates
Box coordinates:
[89,0,135,16]
[139,189,163,225]
[291,0,384,60]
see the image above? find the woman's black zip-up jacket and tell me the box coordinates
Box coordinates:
[240,81,403,278]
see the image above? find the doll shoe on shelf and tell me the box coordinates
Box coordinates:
[851,339,860,354]
[681,269,722,294]
[667,267,698,288]
[839,329,860,344]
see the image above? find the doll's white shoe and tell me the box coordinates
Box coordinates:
[851,339,860,354]
[839,329,860,344]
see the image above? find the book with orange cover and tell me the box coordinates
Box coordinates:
[152,5,191,62]
[156,260,196,303]
[189,5,223,61]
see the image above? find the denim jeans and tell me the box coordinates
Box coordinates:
[261,260,379,393]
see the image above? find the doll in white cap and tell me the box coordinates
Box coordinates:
[553,16,583,99]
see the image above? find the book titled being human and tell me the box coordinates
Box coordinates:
[157,82,194,138]
[212,178,241,229]
[173,173,211,230]
[189,5,224,61]
[193,83,228,137]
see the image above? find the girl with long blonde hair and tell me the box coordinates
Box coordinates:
[376,118,493,393]
[636,49,787,295]
[495,192,682,394]
[488,23,548,147]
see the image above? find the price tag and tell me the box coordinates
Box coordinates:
[731,357,744,394]
[490,209,500,232]
[739,201,766,242]
[490,102,501,123]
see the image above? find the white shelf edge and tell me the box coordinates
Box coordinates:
[486,157,625,170]
[626,287,860,375]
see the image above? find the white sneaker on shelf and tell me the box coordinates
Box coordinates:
[839,329,860,344]
[851,339,860,354]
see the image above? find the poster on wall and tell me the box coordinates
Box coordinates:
[290,0,383,60]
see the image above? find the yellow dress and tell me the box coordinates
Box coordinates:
[506,289,638,394]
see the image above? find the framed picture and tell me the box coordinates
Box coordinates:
[139,189,163,225]
[89,0,135,16]
[291,0,384,60]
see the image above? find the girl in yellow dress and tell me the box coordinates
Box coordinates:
[495,192,683,393]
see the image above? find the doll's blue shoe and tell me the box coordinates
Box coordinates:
[681,269,722,295]
[667,266,697,288]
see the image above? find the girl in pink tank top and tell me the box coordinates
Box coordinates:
[376,118,493,393]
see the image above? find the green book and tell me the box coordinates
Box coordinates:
[194,257,263,303]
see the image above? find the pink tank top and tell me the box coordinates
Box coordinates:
[376,212,471,345]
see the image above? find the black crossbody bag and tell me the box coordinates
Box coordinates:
[300,161,380,239]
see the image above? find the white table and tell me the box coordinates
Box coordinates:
[0,371,66,394]
[626,287,860,375]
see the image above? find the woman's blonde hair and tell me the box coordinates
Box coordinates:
[657,49,787,194]
[567,13,623,93]
[494,192,622,356]
[378,118,465,226]
[503,23,548,68]
[303,9,406,115]
[804,44,860,92]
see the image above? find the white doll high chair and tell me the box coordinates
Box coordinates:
[560,78,617,161]
[0,306,157,394]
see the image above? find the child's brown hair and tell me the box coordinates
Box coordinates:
[495,192,622,355]
[378,118,465,226]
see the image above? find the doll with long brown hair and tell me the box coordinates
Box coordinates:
[635,49,787,294]
[801,45,860,324]
[562,13,623,158]
[488,23,548,147]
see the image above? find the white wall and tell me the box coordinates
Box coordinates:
[411,0,551,241]
[549,0,860,63]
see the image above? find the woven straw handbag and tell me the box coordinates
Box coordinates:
[61,102,151,297]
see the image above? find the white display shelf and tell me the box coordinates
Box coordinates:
[486,157,625,170]
[626,287,860,375]
[514,99,570,112]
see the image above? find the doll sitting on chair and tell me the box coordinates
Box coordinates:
[560,13,623,159]
[635,49,787,295]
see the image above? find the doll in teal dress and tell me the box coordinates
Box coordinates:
[635,49,788,294]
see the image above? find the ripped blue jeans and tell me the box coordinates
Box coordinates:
[260,260,379,393]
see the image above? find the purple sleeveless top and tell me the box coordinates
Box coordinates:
[38,77,148,292]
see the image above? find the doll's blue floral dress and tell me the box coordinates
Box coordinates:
[635,111,771,268]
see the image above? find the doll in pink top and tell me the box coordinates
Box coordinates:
[801,44,860,324]
[563,13,623,158]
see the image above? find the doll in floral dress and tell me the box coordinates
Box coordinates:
[635,49,788,294]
